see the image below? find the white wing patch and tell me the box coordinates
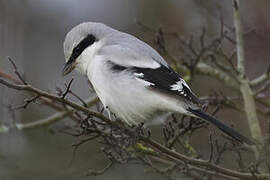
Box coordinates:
[134,72,144,78]
[170,79,190,94]
[135,77,155,86]
[134,72,155,86]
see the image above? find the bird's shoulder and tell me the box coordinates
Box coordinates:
[102,32,168,67]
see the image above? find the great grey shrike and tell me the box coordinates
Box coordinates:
[62,22,253,145]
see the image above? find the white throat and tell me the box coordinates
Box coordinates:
[75,40,104,75]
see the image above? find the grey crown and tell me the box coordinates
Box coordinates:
[63,22,168,67]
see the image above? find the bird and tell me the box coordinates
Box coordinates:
[62,22,254,145]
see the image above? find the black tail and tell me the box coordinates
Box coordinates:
[188,108,254,145]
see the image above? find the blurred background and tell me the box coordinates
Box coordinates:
[0,0,270,179]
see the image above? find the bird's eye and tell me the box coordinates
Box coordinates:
[72,47,81,57]
[74,47,80,52]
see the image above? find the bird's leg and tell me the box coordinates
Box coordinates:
[105,105,112,121]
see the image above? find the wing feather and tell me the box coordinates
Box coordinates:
[107,59,200,105]
[131,64,201,105]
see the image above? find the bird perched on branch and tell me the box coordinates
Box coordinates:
[62,22,254,145]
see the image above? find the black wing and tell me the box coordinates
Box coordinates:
[132,64,200,105]
[109,60,200,105]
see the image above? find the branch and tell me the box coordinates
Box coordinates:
[136,20,240,90]
[7,57,27,85]
[233,0,245,78]
[3,96,98,132]
[141,136,270,180]
[85,161,113,176]
[232,0,263,145]
[16,108,76,130]
[195,62,239,90]
[0,70,81,120]
[0,78,109,123]
[250,64,270,86]
[1,74,270,179]
[12,95,40,110]
[62,78,74,99]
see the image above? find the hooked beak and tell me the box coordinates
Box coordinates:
[62,61,76,76]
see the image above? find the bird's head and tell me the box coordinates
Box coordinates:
[62,22,116,76]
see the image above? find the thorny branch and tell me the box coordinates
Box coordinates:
[8,56,27,85]
[62,78,74,99]
[0,58,269,180]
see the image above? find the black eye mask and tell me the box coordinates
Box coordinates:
[62,34,97,76]
[68,34,97,64]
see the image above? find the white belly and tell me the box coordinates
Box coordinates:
[87,56,189,125]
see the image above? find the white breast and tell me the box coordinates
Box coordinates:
[78,43,189,125]
[85,58,188,125]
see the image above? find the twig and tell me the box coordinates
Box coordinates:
[7,57,27,85]
[208,132,214,163]
[12,95,40,110]
[0,71,21,84]
[135,20,241,90]
[0,70,80,121]
[140,136,270,180]
[62,78,74,99]
[15,109,76,130]
[85,161,113,176]
[254,81,270,96]
[251,64,270,86]
[195,62,239,90]
[0,78,110,123]
[68,89,89,107]
[10,96,98,131]
[72,135,100,149]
